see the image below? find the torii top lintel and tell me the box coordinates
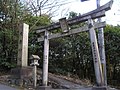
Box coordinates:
[36,0,113,34]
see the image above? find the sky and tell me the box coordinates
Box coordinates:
[51,0,120,26]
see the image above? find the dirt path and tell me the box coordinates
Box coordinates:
[37,70,118,90]
[38,70,91,89]
[49,74,85,89]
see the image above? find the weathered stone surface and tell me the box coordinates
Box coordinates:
[10,67,33,86]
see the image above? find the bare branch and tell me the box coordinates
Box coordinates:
[41,0,49,7]
[22,0,74,17]
[41,1,74,10]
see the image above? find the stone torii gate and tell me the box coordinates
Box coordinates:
[36,0,113,89]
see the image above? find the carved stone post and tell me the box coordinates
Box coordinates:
[17,23,29,66]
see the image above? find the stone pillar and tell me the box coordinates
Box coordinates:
[10,23,33,86]
[17,23,29,67]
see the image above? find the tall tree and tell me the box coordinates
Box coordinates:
[0,0,51,68]
[0,0,21,68]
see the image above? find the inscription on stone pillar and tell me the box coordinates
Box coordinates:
[17,23,29,67]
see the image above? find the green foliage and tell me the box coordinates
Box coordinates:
[0,0,24,69]
[48,33,94,79]
[23,15,51,29]
[68,11,78,19]
[104,25,120,85]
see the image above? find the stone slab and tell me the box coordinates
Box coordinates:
[0,84,17,90]
[92,86,108,90]
[36,86,52,90]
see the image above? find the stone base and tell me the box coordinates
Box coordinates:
[11,66,33,79]
[9,66,33,86]
[36,86,51,90]
[92,86,108,90]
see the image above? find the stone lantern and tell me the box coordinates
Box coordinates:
[30,55,40,88]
